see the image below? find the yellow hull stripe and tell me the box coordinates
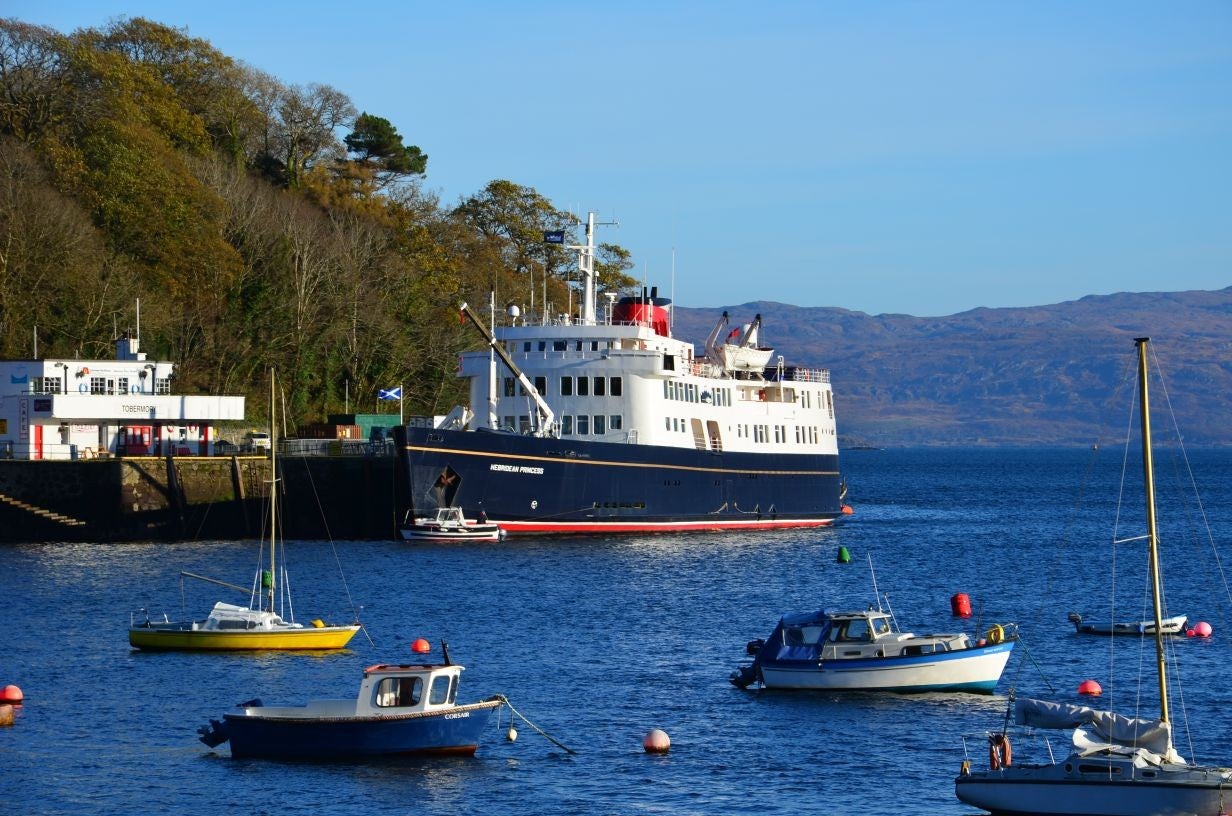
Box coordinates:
[129,626,359,651]
[404,444,837,478]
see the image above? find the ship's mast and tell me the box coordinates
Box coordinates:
[1136,336,1169,724]
[574,212,597,326]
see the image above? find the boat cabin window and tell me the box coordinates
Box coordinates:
[871,617,890,637]
[830,619,872,642]
[429,674,452,705]
[375,676,423,708]
[784,625,826,645]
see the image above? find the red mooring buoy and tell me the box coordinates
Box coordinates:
[1194,621,1213,637]
[950,593,972,618]
[1078,679,1102,696]
[1,685,23,704]
[411,638,431,654]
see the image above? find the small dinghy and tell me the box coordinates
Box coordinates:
[1067,611,1188,636]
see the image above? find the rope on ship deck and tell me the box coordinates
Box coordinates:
[492,694,576,755]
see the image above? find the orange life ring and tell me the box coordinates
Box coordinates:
[988,733,1013,769]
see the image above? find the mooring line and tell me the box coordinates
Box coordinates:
[492,694,576,755]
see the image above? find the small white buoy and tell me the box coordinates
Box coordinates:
[643,728,670,754]
[506,726,518,743]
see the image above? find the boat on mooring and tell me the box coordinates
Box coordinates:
[1067,611,1189,637]
[198,641,503,759]
[393,212,849,536]
[955,338,1232,815]
[398,506,505,542]
[731,604,1017,693]
[128,369,360,650]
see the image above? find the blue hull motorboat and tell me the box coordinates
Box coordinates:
[199,647,503,759]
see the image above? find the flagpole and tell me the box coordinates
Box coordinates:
[399,382,404,425]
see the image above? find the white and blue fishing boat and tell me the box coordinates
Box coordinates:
[198,644,502,759]
[731,605,1017,693]
[392,212,849,536]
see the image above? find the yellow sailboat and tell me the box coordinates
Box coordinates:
[129,370,360,651]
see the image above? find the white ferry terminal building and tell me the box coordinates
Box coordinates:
[0,333,245,460]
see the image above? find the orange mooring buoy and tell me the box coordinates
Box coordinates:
[1,685,22,704]
[1078,679,1102,696]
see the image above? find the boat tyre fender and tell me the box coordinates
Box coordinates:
[986,624,1005,645]
[988,733,1012,769]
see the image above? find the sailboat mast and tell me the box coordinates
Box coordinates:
[1136,337,1169,724]
[267,368,277,615]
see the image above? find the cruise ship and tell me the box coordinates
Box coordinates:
[393,213,848,535]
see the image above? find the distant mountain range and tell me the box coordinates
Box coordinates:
[672,287,1232,447]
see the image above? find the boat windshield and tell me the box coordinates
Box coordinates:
[375,676,423,708]
[784,625,827,645]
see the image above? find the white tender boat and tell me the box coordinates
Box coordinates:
[398,506,505,542]
[1067,611,1188,636]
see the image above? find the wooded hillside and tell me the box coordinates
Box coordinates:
[0,17,637,426]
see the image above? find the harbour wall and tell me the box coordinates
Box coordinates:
[0,455,402,543]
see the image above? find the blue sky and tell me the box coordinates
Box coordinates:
[8,1,1230,317]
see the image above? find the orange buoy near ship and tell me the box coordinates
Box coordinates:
[950,593,972,618]
[1,684,23,704]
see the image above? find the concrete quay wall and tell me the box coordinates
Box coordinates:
[0,456,400,543]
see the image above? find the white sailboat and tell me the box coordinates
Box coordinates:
[954,337,1232,815]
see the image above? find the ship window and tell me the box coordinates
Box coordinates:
[609,415,622,431]
[577,415,590,435]
[560,376,573,396]
[576,340,583,351]
[591,341,600,351]
[118,377,128,394]
[429,675,451,705]
[562,415,574,435]
[538,341,546,352]
[504,377,515,397]
[502,416,515,431]
[593,377,606,396]
[665,417,671,431]
[375,676,422,708]
[577,377,589,396]
[610,377,622,396]
[534,376,546,394]
[553,340,567,351]
[593,415,606,434]
[664,354,675,371]
[523,342,531,352]
[90,376,106,395]
[1078,764,1121,775]
[519,416,530,433]
[448,673,459,704]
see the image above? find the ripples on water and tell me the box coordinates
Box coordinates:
[2,448,1231,815]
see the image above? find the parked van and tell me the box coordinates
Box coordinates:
[245,431,271,450]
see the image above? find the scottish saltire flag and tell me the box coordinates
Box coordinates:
[378,386,402,401]
[543,230,565,244]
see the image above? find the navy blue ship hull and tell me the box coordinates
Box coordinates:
[395,426,846,535]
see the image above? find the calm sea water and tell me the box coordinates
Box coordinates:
[2,448,1231,815]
